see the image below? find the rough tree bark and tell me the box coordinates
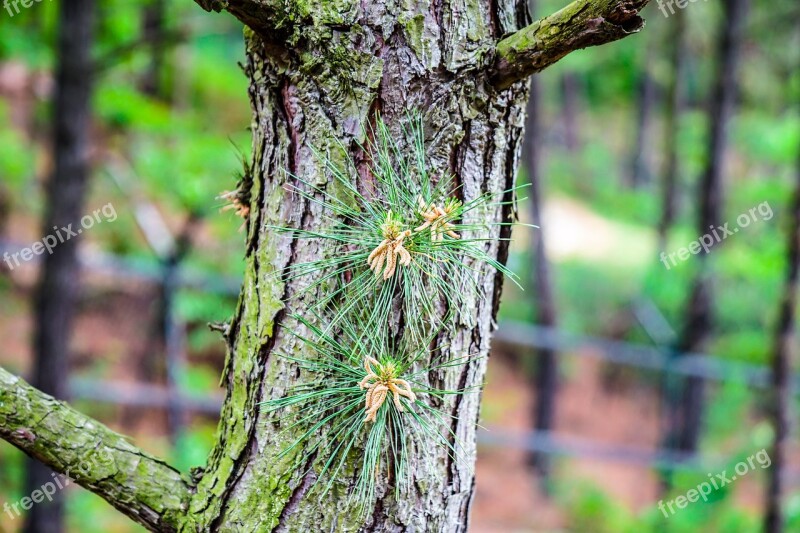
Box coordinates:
[0,0,650,530]
[23,1,94,532]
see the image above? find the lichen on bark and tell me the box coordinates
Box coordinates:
[0,368,190,532]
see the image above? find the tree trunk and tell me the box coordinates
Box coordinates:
[141,0,167,98]
[560,72,581,154]
[161,215,200,441]
[657,7,686,252]
[0,182,9,239]
[521,2,559,484]
[183,0,646,527]
[674,0,748,454]
[0,1,650,531]
[628,47,656,189]
[186,25,531,533]
[764,130,800,533]
[23,1,94,532]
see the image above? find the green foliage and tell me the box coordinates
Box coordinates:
[563,482,638,533]
[564,479,761,533]
[176,290,236,324]
[131,131,250,212]
[273,115,522,342]
[68,491,147,533]
[95,84,173,131]
[172,422,218,473]
[0,102,37,196]
[262,116,516,517]
[702,383,759,450]
[263,312,474,515]
[0,11,57,66]
[0,444,24,504]
[735,111,800,165]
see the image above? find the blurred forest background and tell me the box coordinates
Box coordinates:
[1,0,799,531]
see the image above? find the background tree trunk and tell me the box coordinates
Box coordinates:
[141,0,167,99]
[522,0,559,486]
[560,72,581,154]
[23,1,94,532]
[657,7,686,252]
[675,0,748,454]
[764,129,800,533]
[0,183,9,239]
[628,47,656,189]
[183,6,532,529]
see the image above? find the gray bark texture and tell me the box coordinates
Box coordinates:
[188,14,532,533]
[0,0,650,531]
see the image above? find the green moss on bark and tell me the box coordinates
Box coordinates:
[491,0,647,89]
[0,369,190,532]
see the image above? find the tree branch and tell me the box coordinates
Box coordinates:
[192,0,295,36]
[0,367,190,532]
[489,0,650,90]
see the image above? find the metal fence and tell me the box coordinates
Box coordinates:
[3,240,797,483]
